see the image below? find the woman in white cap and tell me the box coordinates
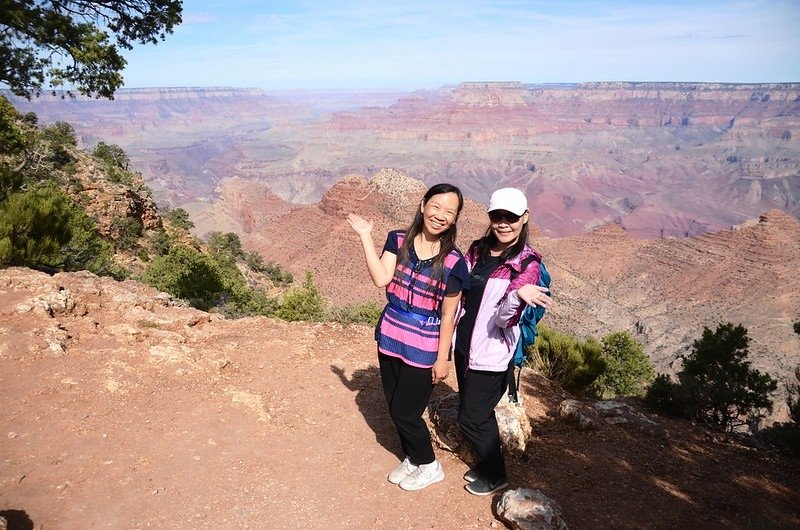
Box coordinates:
[455,187,551,496]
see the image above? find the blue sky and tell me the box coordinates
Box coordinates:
[119,0,800,90]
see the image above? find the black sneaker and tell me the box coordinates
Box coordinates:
[463,468,481,483]
[464,476,509,496]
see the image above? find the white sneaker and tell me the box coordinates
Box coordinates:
[388,457,418,484]
[398,460,444,491]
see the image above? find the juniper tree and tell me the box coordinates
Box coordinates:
[679,323,777,432]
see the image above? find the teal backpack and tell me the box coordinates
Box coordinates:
[507,257,551,403]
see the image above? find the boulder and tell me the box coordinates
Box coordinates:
[496,488,568,530]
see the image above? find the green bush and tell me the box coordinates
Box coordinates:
[40,121,77,166]
[264,261,294,286]
[644,374,684,416]
[93,142,134,185]
[166,207,194,230]
[111,216,143,250]
[532,326,605,394]
[326,301,383,326]
[21,112,38,127]
[217,287,278,319]
[679,323,777,432]
[93,142,129,170]
[140,245,224,310]
[207,231,244,259]
[148,228,172,257]
[0,96,32,156]
[593,331,655,398]
[0,186,119,276]
[276,270,325,322]
[0,165,28,204]
[244,251,265,271]
[244,251,294,286]
[0,98,37,201]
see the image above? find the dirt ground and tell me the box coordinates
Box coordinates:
[1,269,799,529]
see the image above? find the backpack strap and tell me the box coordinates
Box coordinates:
[506,254,539,403]
[506,254,550,403]
[510,254,538,283]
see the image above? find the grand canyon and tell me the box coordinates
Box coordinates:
[8,82,799,414]
[9,82,800,239]
[2,82,800,528]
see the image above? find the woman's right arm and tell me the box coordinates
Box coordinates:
[347,213,397,288]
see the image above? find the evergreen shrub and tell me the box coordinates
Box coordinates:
[646,323,777,433]
[276,270,325,322]
[593,331,655,398]
[140,245,224,310]
[0,186,119,276]
[326,301,383,326]
[532,325,605,394]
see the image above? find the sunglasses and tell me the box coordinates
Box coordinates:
[488,210,522,224]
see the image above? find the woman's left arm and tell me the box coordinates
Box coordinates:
[432,293,460,383]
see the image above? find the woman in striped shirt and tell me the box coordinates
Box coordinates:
[348,183,469,491]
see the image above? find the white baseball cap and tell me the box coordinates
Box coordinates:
[487,188,528,216]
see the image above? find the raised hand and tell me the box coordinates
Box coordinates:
[347,213,373,237]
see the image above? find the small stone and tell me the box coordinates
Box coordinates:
[7,431,18,438]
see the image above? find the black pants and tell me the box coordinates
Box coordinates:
[378,353,435,466]
[455,351,508,482]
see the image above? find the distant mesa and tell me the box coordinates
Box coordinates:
[5,81,799,239]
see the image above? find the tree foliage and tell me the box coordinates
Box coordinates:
[644,374,684,417]
[647,323,778,433]
[788,366,800,425]
[755,365,800,457]
[594,331,655,398]
[148,228,171,257]
[531,325,605,394]
[207,231,244,259]
[1,0,182,99]
[166,207,193,230]
[276,270,325,322]
[0,185,118,275]
[680,323,777,432]
[245,251,293,286]
[37,120,79,169]
[111,215,143,250]
[93,141,129,170]
[92,141,134,184]
[140,245,224,310]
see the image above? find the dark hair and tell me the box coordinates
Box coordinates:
[474,214,529,266]
[398,183,464,282]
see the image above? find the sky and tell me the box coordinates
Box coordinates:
[118,0,800,90]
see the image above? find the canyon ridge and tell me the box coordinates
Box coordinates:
[8,81,800,238]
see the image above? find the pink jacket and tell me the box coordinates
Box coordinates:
[459,243,542,372]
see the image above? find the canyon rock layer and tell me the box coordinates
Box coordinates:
[8,81,800,238]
